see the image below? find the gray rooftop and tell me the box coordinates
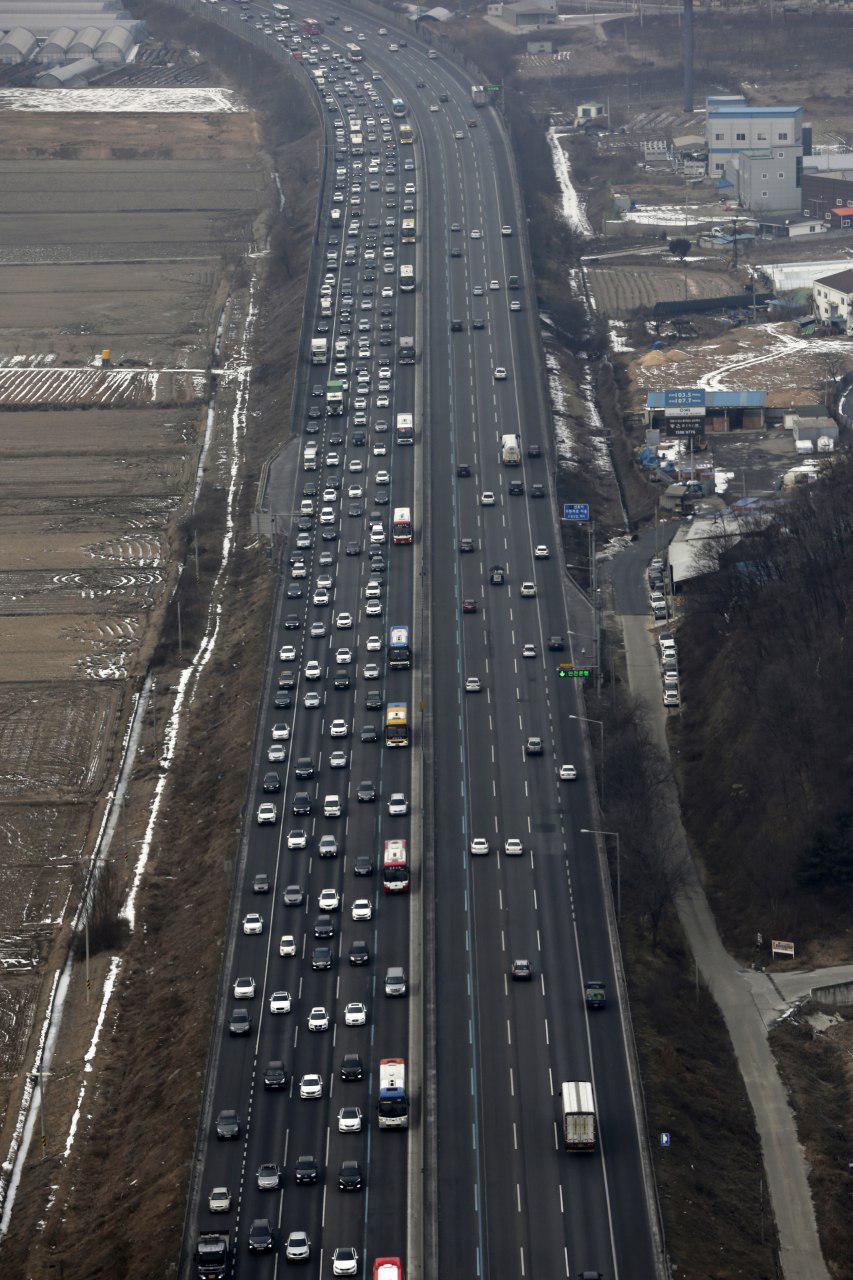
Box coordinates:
[36,54,100,84]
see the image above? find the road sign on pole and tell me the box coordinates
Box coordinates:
[562,503,590,522]
[660,1132,671,1148]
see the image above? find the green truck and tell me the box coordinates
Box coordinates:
[326,379,345,415]
[584,980,606,1009]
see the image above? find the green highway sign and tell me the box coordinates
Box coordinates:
[557,664,592,680]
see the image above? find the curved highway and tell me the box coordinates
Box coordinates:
[179,4,661,1279]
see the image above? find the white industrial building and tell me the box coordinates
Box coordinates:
[38,25,77,63]
[0,26,37,62]
[36,54,100,85]
[812,267,853,334]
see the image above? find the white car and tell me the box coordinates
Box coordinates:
[279,644,297,661]
[304,691,321,708]
[329,750,348,769]
[316,574,333,590]
[489,279,500,290]
[305,660,322,680]
[388,793,408,815]
[335,648,353,665]
[279,934,297,956]
[559,764,577,781]
[520,581,536,597]
[430,102,439,112]
[375,469,390,485]
[326,453,340,467]
[494,367,507,381]
[318,888,340,912]
[337,1106,363,1134]
[256,803,277,825]
[208,1187,231,1213]
[373,442,387,456]
[481,491,496,506]
[470,838,489,856]
[470,228,482,239]
[347,484,363,499]
[267,743,286,763]
[307,1006,330,1032]
[319,835,338,858]
[366,634,382,652]
[351,898,373,921]
[504,838,524,857]
[365,600,382,616]
[243,913,263,935]
[271,722,290,741]
[363,663,381,680]
[310,621,327,638]
[330,718,349,738]
[269,990,292,1014]
[299,1074,323,1099]
[319,509,335,528]
[522,643,537,658]
[501,225,513,236]
[510,299,521,312]
[234,976,256,999]
[324,795,342,817]
[364,582,382,600]
[534,545,550,559]
[465,676,481,693]
[336,612,353,629]
[287,829,308,849]
[344,1002,367,1026]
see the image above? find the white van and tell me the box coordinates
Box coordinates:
[323,794,341,818]
[303,445,318,471]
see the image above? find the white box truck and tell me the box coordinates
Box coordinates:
[311,337,328,364]
[561,1081,596,1152]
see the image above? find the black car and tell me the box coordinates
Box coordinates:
[262,771,281,793]
[547,635,565,651]
[302,482,318,497]
[349,939,369,966]
[296,517,312,532]
[345,540,361,556]
[334,673,352,690]
[307,405,322,419]
[365,690,383,711]
[357,780,376,803]
[215,1108,240,1139]
[295,756,314,779]
[292,791,311,816]
[369,556,386,572]
[359,725,378,744]
[348,504,364,519]
[273,692,292,710]
[457,463,471,478]
[527,443,542,458]
[351,430,366,446]
[311,384,324,398]
[459,538,475,553]
[316,321,330,334]
[229,1008,251,1036]
[338,1160,363,1192]
[450,318,463,331]
[305,420,320,434]
[508,481,524,496]
[314,914,335,939]
[374,492,389,506]
[340,1052,364,1081]
[530,484,545,498]
[472,317,485,330]
[263,1060,290,1091]
[248,1219,274,1254]
[283,614,301,630]
[322,529,337,542]
[489,565,505,586]
[327,474,342,488]
[286,583,304,598]
[511,959,533,981]
[312,945,332,970]
[294,1155,319,1185]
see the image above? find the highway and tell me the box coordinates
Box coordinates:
[180,4,661,1279]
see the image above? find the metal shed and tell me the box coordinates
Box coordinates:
[0,25,37,62]
[38,25,77,63]
[0,13,131,36]
[35,54,100,86]
[94,21,134,63]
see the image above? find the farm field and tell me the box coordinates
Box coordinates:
[0,97,271,1135]
[586,262,743,316]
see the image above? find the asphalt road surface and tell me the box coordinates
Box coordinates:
[180,4,660,1279]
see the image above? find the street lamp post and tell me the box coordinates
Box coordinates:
[581,828,622,920]
[568,713,604,807]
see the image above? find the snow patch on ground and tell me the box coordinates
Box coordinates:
[545,350,576,464]
[579,362,613,477]
[622,203,715,227]
[63,957,121,1159]
[609,320,633,352]
[0,87,245,113]
[715,469,735,494]
[547,128,592,237]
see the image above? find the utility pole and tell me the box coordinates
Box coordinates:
[151,677,157,758]
[177,600,183,660]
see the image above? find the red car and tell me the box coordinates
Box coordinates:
[462,599,478,613]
